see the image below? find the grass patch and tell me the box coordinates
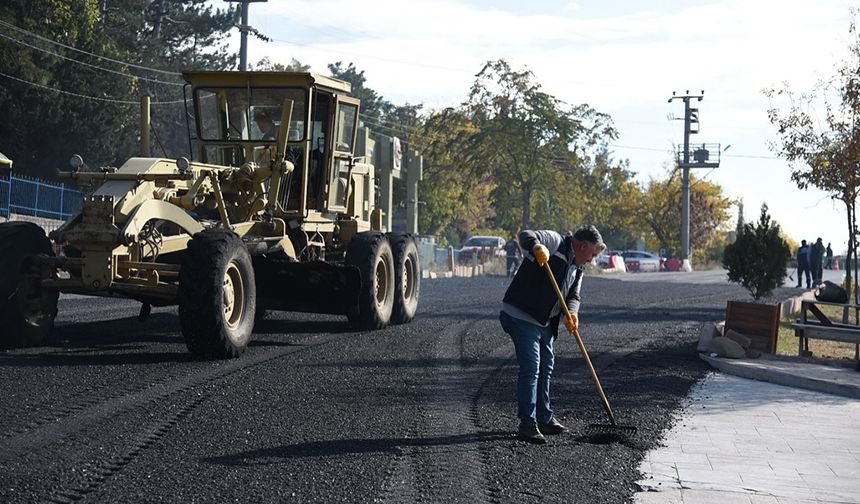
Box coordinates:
[776,308,860,362]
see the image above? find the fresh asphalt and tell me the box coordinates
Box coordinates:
[0,273,801,503]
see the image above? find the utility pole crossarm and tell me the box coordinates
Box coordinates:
[224,0,268,71]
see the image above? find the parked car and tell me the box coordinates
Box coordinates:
[621,250,664,272]
[458,235,505,264]
[597,249,623,268]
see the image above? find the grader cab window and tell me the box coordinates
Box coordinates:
[195,87,307,142]
[335,103,357,152]
[326,99,359,211]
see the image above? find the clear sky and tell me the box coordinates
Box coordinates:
[235,0,856,254]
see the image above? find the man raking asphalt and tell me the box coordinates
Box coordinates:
[500,226,635,444]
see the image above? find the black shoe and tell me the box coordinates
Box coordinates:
[538,417,569,435]
[518,421,546,444]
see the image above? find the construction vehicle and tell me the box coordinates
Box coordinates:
[0,71,420,358]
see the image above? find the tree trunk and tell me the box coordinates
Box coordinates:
[521,186,531,230]
[845,197,860,324]
[844,199,856,323]
[845,200,851,297]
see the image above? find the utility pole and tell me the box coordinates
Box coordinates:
[668,90,720,272]
[224,0,267,71]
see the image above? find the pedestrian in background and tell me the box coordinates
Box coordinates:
[504,233,522,278]
[810,238,825,286]
[499,226,604,444]
[825,243,833,270]
[796,240,811,289]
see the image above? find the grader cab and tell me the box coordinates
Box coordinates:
[0,71,420,358]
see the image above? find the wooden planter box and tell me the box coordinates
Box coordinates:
[725,300,780,353]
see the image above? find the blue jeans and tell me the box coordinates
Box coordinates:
[499,310,554,424]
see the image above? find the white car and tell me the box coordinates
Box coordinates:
[597,249,624,268]
[458,235,505,264]
[621,250,663,272]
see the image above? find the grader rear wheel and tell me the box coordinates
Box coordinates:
[179,229,256,359]
[346,232,395,330]
[0,222,58,349]
[390,233,420,324]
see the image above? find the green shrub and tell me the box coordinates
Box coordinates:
[722,204,791,300]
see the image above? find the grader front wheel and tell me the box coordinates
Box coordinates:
[179,229,256,359]
[0,222,58,349]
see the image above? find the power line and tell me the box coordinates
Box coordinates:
[0,31,184,87]
[0,70,185,105]
[0,18,183,77]
[269,36,471,73]
[723,153,780,160]
[359,113,782,164]
[610,144,672,153]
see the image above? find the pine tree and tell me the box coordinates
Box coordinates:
[723,204,791,300]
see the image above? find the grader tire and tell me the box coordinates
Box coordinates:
[389,233,420,324]
[346,232,395,330]
[0,222,58,348]
[179,229,256,359]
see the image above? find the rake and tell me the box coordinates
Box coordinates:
[541,262,637,437]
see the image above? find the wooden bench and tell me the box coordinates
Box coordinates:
[792,300,860,358]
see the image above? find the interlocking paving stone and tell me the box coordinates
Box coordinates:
[634,373,860,504]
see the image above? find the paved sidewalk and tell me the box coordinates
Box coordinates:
[633,372,860,504]
[700,353,860,400]
[605,268,844,286]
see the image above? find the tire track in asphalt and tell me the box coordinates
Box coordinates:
[380,319,499,503]
[0,331,347,462]
[45,391,208,504]
[0,366,196,442]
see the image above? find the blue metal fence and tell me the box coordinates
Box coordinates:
[0,174,83,221]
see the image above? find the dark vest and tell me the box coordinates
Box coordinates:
[502,235,580,326]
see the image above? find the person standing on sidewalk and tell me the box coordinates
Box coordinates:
[499,226,604,444]
[825,243,833,269]
[810,238,825,286]
[796,240,811,289]
[503,233,522,278]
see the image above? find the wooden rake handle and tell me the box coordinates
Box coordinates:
[541,262,617,426]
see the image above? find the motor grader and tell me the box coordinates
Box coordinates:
[0,71,420,358]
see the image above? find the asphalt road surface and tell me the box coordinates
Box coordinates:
[0,274,797,503]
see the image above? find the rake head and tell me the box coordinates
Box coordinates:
[587,423,638,436]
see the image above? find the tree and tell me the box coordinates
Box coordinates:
[639,169,733,262]
[0,1,237,178]
[328,61,392,128]
[577,150,644,249]
[0,1,141,178]
[252,57,310,72]
[464,59,616,230]
[131,1,238,160]
[765,12,860,308]
[416,108,495,242]
[723,204,791,301]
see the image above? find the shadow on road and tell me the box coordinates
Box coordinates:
[203,431,512,466]
[251,317,354,336]
[0,313,359,367]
